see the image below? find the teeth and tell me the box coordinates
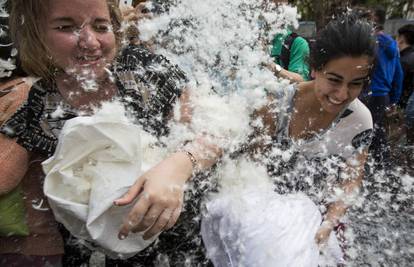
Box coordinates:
[328,96,343,105]
[78,55,100,61]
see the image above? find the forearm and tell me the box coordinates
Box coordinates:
[323,180,360,230]
[324,152,367,226]
[268,62,305,83]
[278,68,305,83]
[0,136,29,195]
[175,88,224,174]
[183,135,223,172]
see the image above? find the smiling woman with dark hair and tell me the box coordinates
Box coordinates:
[201,15,376,267]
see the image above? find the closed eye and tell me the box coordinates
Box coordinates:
[327,78,342,84]
[93,23,111,33]
[54,25,77,32]
[350,81,364,86]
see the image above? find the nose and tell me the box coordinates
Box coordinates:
[78,26,100,50]
[334,83,349,102]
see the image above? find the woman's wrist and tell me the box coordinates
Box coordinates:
[320,219,336,230]
[172,151,196,182]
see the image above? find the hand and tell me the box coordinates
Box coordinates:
[121,2,153,22]
[385,103,398,117]
[315,221,334,246]
[115,152,193,240]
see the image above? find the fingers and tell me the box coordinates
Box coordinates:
[131,204,162,233]
[118,191,151,240]
[164,205,182,230]
[142,208,173,240]
[114,177,145,206]
[315,229,329,247]
[118,196,183,240]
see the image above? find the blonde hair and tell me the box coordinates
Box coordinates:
[9,0,123,80]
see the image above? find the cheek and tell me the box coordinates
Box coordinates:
[101,34,117,56]
[45,32,79,57]
[349,88,362,100]
[314,80,331,98]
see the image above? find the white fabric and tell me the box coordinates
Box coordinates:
[202,188,343,267]
[299,98,373,159]
[43,103,160,259]
[201,158,344,267]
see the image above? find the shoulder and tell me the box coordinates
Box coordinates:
[116,44,187,81]
[117,44,169,70]
[0,79,49,137]
[291,36,309,51]
[337,99,373,150]
[320,99,373,156]
[341,98,373,130]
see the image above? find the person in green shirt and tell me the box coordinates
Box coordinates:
[269,29,310,83]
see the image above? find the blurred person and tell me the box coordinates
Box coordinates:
[365,7,403,169]
[397,24,414,172]
[266,0,310,83]
[396,24,414,146]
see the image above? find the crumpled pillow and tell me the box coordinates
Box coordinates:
[43,103,157,259]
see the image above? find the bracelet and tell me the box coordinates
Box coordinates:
[182,150,199,173]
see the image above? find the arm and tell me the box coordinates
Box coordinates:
[287,37,310,81]
[248,94,278,154]
[268,62,306,83]
[116,88,223,240]
[0,78,31,195]
[390,57,404,104]
[0,136,29,195]
[120,1,152,22]
[268,37,310,83]
[315,149,368,245]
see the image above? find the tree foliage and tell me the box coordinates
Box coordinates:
[289,0,413,29]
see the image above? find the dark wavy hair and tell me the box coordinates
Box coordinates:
[398,24,414,46]
[309,15,376,71]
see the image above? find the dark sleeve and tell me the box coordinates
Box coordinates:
[351,129,373,151]
[0,87,57,155]
[0,92,33,139]
[116,45,188,135]
[390,56,404,104]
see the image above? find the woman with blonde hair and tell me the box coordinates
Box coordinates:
[0,0,221,265]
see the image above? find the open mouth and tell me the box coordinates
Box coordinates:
[75,55,103,65]
[327,96,344,105]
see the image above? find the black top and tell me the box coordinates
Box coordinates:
[399,46,414,107]
[0,45,187,157]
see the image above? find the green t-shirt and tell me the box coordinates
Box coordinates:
[270,30,310,80]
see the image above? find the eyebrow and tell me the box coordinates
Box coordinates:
[325,72,343,79]
[325,72,368,82]
[50,17,110,24]
[50,17,75,24]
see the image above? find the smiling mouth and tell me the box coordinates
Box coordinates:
[76,55,103,65]
[328,96,345,105]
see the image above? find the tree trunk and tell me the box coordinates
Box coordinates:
[313,1,326,30]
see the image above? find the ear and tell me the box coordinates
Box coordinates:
[310,70,316,79]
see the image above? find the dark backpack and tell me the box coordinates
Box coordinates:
[278,32,298,69]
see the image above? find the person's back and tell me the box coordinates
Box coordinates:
[365,7,403,169]
[397,24,414,158]
[270,30,310,81]
[397,24,414,108]
[370,32,403,103]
